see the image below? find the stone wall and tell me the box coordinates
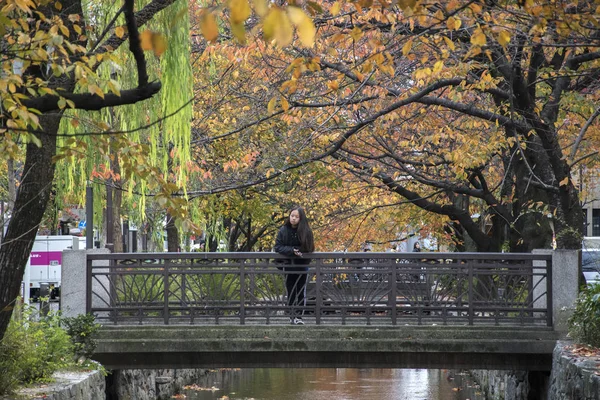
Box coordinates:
[107,369,210,400]
[468,370,530,400]
[468,341,599,400]
[16,370,105,400]
[548,341,600,400]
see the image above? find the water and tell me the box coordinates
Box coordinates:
[180,368,486,400]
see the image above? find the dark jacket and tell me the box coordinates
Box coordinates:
[274,225,311,268]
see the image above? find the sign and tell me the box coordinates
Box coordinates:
[78,220,86,229]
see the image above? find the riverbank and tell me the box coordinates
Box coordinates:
[468,341,600,400]
[8,370,104,400]
[9,341,600,399]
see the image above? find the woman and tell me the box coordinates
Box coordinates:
[274,206,315,325]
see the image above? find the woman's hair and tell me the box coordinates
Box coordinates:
[284,206,315,252]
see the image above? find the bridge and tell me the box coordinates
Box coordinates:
[59,250,579,371]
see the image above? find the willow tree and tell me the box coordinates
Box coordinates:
[53,0,193,252]
[0,0,181,342]
[0,0,310,341]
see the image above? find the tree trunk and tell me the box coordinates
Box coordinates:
[0,114,61,339]
[166,212,179,252]
[110,150,123,253]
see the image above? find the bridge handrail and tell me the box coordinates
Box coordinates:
[87,251,552,260]
[85,252,552,327]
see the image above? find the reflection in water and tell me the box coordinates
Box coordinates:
[182,369,485,400]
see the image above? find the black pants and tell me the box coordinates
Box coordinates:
[285,271,307,317]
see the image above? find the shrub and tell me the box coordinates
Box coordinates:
[0,302,74,395]
[61,313,100,360]
[568,283,600,348]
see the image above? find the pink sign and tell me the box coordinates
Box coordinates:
[30,251,62,266]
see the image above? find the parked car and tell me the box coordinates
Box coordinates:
[582,249,600,286]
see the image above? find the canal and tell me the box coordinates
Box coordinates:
[180,368,486,399]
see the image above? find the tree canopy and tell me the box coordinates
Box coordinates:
[1,0,599,343]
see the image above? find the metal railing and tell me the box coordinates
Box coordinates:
[86,252,553,327]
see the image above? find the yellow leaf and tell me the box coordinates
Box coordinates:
[471,29,487,46]
[267,97,277,113]
[469,3,482,14]
[330,1,341,16]
[230,0,251,24]
[446,17,462,31]
[397,0,416,11]
[263,7,293,47]
[559,177,570,187]
[200,12,219,42]
[453,17,462,30]
[402,40,412,56]
[231,22,246,44]
[115,26,125,38]
[446,17,456,31]
[253,0,269,17]
[151,33,167,56]
[281,97,290,111]
[287,6,316,47]
[498,30,511,46]
[108,79,121,96]
[140,30,153,51]
[55,2,62,11]
[443,36,455,51]
[88,84,105,99]
[350,27,363,41]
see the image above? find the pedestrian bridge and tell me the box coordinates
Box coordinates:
[72,251,577,371]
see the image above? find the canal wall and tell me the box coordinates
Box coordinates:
[469,341,599,400]
[106,368,210,400]
[468,370,530,400]
[548,341,600,400]
[14,370,105,400]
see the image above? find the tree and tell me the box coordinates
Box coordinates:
[193,0,599,251]
[0,0,324,341]
[0,0,189,342]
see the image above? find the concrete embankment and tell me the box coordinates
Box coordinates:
[14,370,105,400]
[468,341,600,400]
[13,341,600,399]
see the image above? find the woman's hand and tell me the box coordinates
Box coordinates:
[293,248,303,257]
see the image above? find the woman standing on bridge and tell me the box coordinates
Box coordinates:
[274,206,315,325]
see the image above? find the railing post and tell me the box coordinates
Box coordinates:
[391,258,397,325]
[164,261,170,325]
[86,255,92,314]
[315,260,322,325]
[468,261,474,325]
[546,256,553,327]
[240,259,246,325]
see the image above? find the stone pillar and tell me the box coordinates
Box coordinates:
[550,250,580,334]
[61,248,110,318]
[533,249,580,334]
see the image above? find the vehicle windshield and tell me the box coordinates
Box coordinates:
[582,250,600,272]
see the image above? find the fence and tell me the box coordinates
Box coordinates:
[86,252,552,326]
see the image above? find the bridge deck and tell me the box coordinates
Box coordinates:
[93,325,559,371]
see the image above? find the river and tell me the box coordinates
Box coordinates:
[180,368,486,400]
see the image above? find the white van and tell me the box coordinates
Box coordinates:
[24,235,86,301]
